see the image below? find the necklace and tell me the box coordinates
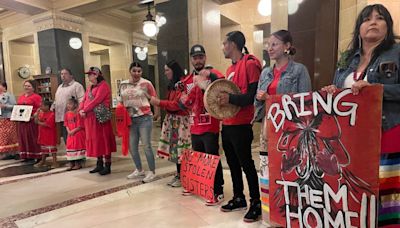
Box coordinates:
[353,70,365,81]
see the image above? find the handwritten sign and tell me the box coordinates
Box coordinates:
[266,86,382,228]
[10,105,33,122]
[180,150,220,201]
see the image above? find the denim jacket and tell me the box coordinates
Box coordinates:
[0,92,16,119]
[333,44,400,130]
[253,60,312,122]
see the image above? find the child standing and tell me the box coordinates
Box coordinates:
[64,97,86,170]
[35,98,57,168]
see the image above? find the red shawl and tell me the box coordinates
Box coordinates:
[115,103,131,156]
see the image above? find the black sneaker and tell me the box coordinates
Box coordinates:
[220,197,247,212]
[243,199,261,223]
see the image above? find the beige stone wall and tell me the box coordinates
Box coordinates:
[338,0,368,53]
[1,19,41,94]
[270,0,288,33]
[1,11,144,101]
[188,0,223,73]
[368,0,400,35]
[218,0,271,73]
[108,44,131,99]
[220,0,270,60]
[7,40,40,96]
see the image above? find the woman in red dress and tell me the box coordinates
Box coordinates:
[17,80,42,161]
[79,67,116,175]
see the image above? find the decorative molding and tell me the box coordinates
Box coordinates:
[132,32,150,46]
[33,11,84,33]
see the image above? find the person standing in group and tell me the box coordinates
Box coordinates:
[34,99,58,168]
[218,31,262,222]
[64,96,86,170]
[79,67,116,176]
[53,68,85,144]
[17,80,42,162]
[322,4,399,227]
[253,30,311,223]
[148,60,191,188]
[179,44,225,206]
[0,82,19,160]
[120,62,160,183]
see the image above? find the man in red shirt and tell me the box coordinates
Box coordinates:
[181,44,225,206]
[218,31,262,222]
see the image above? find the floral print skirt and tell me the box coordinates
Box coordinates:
[157,114,191,164]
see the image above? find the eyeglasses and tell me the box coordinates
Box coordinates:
[265,42,284,49]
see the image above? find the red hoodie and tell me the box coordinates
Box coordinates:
[183,69,224,135]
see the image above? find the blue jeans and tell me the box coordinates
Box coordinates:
[129,115,155,172]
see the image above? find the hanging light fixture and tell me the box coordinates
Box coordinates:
[135,46,148,61]
[143,3,157,37]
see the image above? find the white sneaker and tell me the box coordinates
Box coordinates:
[142,171,156,183]
[127,169,145,179]
[167,175,179,186]
[170,178,181,188]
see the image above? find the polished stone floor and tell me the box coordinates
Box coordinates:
[0,123,267,227]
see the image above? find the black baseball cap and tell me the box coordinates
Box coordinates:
[190,44,206,57]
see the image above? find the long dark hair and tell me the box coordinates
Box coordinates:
[346,4,397,64]
[166,60,184,91]
[226,31,249,54]
[272,30,296,55]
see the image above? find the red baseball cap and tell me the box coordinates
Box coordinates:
[85,66,102,76]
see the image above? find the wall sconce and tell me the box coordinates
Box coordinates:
[69,37,82,49]
[135,46,148,61]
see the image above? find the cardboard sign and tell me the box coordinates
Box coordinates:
[266,86,383,228]
[10,105,33,122]
[180,150,220,201]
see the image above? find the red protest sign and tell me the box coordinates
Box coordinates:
[266,86,383,228]
[180,150,220,201]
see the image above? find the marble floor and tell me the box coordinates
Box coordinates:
[0,123,267,228]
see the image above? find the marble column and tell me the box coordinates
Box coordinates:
[155,0,189,101]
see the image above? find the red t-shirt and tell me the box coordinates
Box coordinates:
[223,54,261,125]
[267,63,289,95]
[381,125,400,153]
[17,93,42,114]
[38,111,57,146]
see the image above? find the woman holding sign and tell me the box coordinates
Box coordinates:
[322,4,400,227]
[254,30,311,151]
[0,82,19,159]
[253,30,311,224]
[17,80,42,161]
